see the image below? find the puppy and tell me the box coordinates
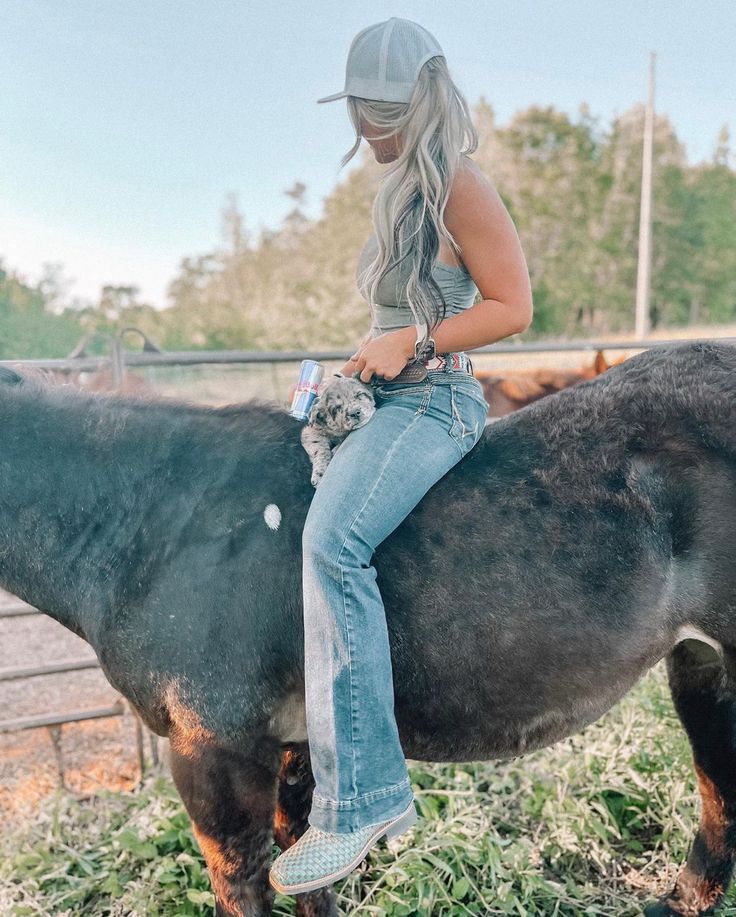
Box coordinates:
[300,375,376,487]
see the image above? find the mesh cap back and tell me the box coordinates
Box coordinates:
[317,17,445,104]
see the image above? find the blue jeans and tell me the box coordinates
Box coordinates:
[301,369,490,832]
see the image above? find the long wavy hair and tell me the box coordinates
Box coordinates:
[340,55,478,346]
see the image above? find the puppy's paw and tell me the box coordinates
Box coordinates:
[310,458,330,487]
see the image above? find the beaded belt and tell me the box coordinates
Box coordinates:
[382,351,474,384]
[423,352,473,373]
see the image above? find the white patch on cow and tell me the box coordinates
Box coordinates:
[264,503,282,531]
[674,624,723,656]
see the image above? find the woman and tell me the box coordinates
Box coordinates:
[270,17,533,896]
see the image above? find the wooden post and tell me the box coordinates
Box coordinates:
[635,51,656,339]
[47,725,66,790]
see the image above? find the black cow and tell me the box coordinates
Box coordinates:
[0,340,734,916]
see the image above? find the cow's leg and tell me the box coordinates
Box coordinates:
[645,641,736,916]
[273,743,338,917]
[169,740,281,917]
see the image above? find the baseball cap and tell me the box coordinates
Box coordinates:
[317,17,445,104]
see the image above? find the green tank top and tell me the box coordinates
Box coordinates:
[355,232,478,338]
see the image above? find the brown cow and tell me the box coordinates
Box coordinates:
[476,349,628,418]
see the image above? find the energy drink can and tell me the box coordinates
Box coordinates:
[289,360,325,422]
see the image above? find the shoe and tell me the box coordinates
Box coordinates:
[269,800,417,895]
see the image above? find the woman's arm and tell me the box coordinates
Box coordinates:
[429,159,534,350]
[350,162,534,380]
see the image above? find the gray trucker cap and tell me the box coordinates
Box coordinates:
[317,17,445,104]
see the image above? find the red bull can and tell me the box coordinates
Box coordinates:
[289,360,325,421]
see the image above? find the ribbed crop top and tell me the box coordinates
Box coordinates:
[355,232,478,339]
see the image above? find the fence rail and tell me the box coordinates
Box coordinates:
[0,596,157,783]
[0,603,40,618]
[3,335,736,376]
[0,657,99,682]
[0,702,125,734]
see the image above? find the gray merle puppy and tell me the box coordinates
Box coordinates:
[300,374,376,487]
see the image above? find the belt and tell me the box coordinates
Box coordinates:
[423,352,473,373]
[383,351,474,384]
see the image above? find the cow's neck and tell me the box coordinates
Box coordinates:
[0,400,127,641]
[0,385,178,642]
[0,377,299,642]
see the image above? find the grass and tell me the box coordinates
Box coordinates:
[1,660,735,916]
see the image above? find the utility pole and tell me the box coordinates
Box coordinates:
[635,51,656,338]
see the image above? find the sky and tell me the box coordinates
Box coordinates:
[1,0,734,310]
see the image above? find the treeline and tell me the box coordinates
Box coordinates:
[2,98,734,360]
[0,266,85,359]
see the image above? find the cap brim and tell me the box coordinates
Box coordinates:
[316,90,349,104]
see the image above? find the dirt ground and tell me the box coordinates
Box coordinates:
[0,587,155,818]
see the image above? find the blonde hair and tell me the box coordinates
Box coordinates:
[339,55,478,346]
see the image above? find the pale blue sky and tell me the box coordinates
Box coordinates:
[1,0,733,309]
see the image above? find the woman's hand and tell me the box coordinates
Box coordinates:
[335,358,359,378]
[350,330,414,383]
[342,331,372,378]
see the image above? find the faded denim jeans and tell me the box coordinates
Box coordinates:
[301,369,490,833]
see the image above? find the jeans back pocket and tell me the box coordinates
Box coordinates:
[448,382,488,457]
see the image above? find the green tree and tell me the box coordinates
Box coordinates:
[0,261,84,358]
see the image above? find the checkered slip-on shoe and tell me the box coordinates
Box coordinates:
[269,800,417,896]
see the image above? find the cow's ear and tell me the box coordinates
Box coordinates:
[0,366,23,386]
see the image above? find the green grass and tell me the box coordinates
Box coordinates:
[2,661,735,916]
